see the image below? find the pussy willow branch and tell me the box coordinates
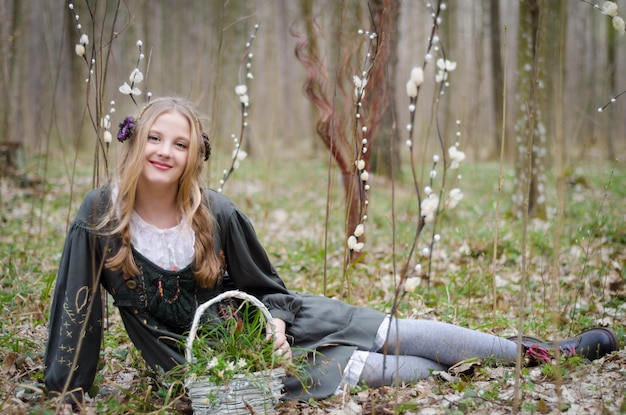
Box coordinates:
[96,0,126,181]
[346,31,378,261]
[424,52,450,286]
[353,34,378,219]
[77,0,129,184]
[219,23,260,190]
[398,0,444,283]
[384,1,446,378]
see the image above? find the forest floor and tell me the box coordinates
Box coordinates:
[1,155,625,414]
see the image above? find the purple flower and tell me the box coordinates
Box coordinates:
[201,132,211,161]
[117,116,136,142]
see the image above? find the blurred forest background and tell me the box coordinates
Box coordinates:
[0,0,624,186]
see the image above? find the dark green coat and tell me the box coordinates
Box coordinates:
[44,187,386,403]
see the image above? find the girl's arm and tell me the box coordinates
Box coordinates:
[44,190,107,406]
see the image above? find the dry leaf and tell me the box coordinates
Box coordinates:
[448,358,482,377]
[1,351,18,376]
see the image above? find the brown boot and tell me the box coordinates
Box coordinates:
[508,327,620,365]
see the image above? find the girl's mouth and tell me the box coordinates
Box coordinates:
[150,160,172,170]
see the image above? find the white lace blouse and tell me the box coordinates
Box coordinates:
[129,211,195,271]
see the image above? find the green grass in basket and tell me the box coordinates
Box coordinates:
[185,301,284,384]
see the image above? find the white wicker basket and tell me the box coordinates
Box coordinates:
[185,290,285,415]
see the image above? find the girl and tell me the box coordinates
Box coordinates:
[45,97,619,409]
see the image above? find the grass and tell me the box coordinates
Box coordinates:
[0,149,624,413]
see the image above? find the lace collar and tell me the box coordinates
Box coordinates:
[129,211,195,271]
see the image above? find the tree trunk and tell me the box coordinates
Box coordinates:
[367,0,400,179]
[512,0,546,220]
[0,1,22,143]
[605,13,617,159]
[489,0,504,158]
[298,0,324,153]
[538,0,564,169]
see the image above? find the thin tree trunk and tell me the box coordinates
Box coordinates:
[368,0,400,179]
[489,0,504,158]
[299,0,324,153]
[2,1,22,143]
[606,15,617,159]
[513,0,546,220]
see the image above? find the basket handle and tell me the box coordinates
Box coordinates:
[185,290,276,363]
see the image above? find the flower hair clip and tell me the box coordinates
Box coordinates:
[201,132,211,161]
[117,116,136,142]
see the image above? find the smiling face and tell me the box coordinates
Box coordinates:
[138,111,191,193]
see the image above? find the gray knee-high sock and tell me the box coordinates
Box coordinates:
[360,352,447,387]
[379,318,517,366]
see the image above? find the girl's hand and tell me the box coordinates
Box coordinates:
[266,318,292,362]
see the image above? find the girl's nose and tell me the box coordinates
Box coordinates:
[157,142,172,157]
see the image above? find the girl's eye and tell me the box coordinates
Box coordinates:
[176,141,188,149]
[148,135,159,142]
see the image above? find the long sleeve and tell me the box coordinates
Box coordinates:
[210,193,385,401]
[44,191,107,404]
[215,198,302,324]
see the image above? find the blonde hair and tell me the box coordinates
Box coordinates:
[101,97,221,288]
